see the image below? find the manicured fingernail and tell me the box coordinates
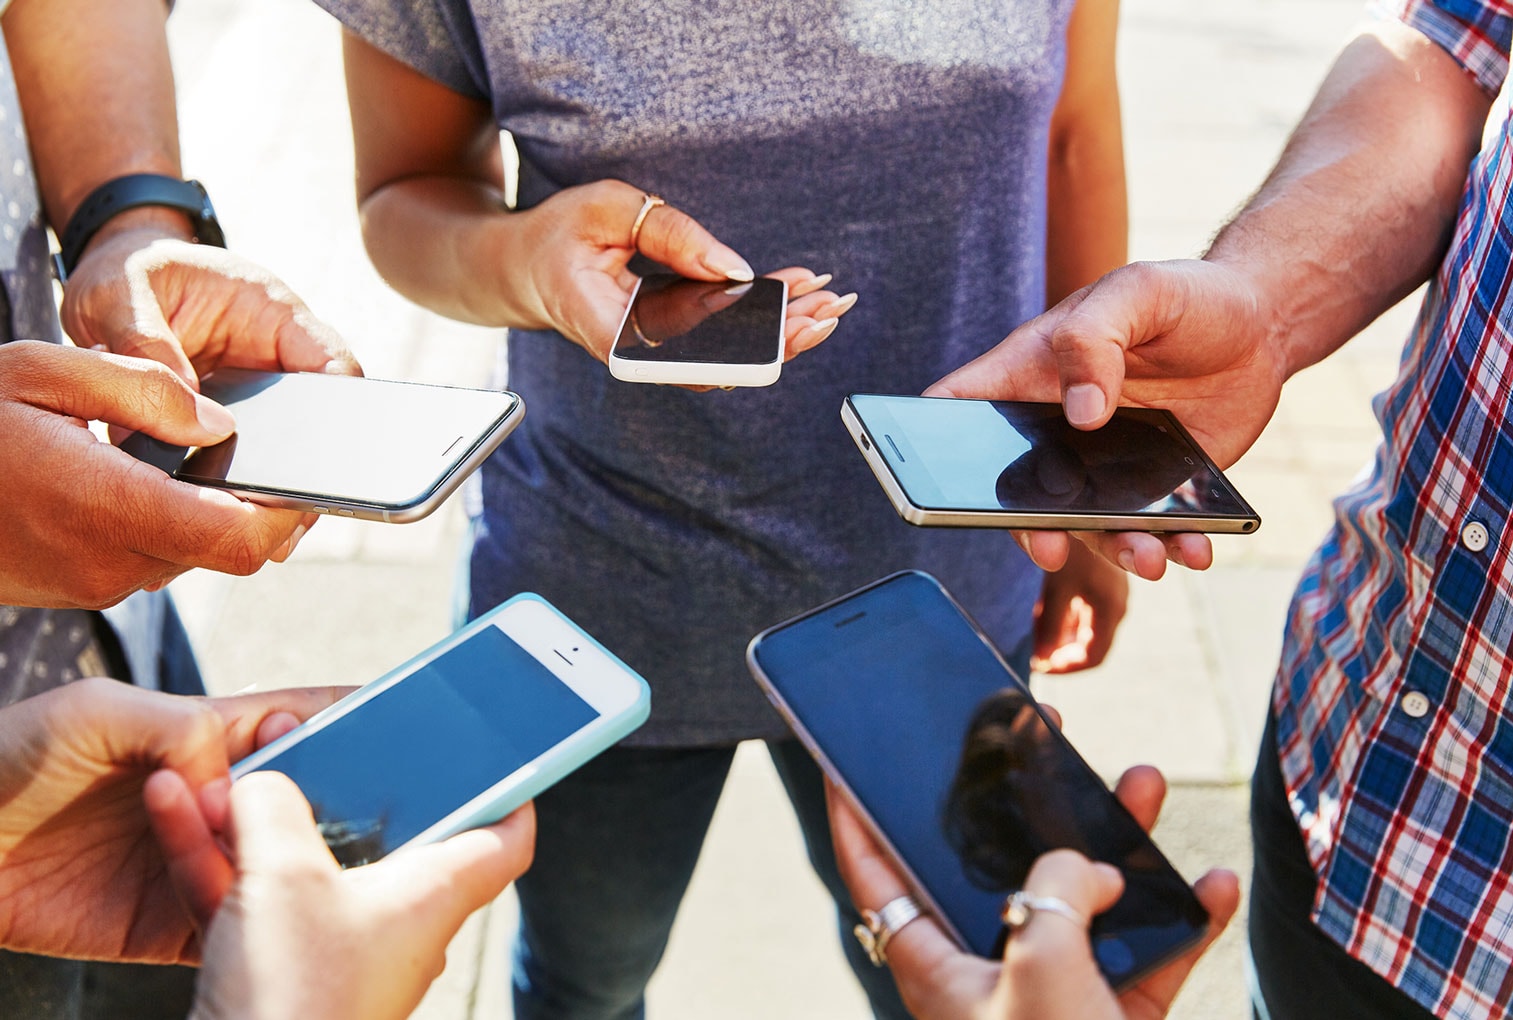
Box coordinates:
[704,252,754,282]
[806,272,833,291]
[825,292,859,317]
[1117,549,1136,573]
[287,523,308,555]
[724,282,754,296]
[194,394,236,438]
[1064,384,1106,427]
[799,317,839,350]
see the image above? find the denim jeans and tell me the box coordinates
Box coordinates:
[512,740,913,1020]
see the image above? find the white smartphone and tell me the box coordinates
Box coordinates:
[607,273,788,387]
[842,393,1260,533]
[121,369,525,523]
[747,571,1210,989]
[232,593,650,867]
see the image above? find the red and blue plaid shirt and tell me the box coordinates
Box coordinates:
[1276,2,1513,1015]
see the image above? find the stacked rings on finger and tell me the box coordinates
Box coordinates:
[628,192,665,252]
[853,894,925,967]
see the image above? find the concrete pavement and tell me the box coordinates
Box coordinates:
[164,2,1401,1017]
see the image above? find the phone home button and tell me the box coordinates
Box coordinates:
[635,367,651,378]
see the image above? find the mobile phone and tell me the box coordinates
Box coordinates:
[121,369,524,523]
[232,592,650,867]
[746,571,1210,988]
[842,393,1260,533]
[607,273,788,387]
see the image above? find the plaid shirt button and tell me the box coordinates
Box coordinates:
[1401,691,1431,719]
[1461,520,1491,552]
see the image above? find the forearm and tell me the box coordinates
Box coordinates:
[1045,0,1127,307]
[359,174,547,328]
[1207,20,1492,378]
[1045,113,1127,307]
[3,0,193,247]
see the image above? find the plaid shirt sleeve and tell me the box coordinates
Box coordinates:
[1375,0,1513,94]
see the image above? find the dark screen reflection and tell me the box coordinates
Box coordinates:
[614,274,785,365]
[990,403,1203,513]
[943,687,1209,979]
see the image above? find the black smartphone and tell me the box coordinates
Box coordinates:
[121,369,524,523]
[842,393,1260,533]
[746,571,1210,988]
[608,273,788,387]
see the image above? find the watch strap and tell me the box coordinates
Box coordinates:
[55,174,225,281]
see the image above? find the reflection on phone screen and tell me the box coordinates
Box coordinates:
[750,572,1207,985]
[613,274,785,366]
[849,394,1249,520]
[246,626,598,867]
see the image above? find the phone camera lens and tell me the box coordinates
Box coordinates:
[860,434,872,451]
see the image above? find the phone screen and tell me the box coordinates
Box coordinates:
[125,370,521,512]
[612,274,785,366]
[749,571,1208,986]
[243,624,599,867]
[847,393,1253,523]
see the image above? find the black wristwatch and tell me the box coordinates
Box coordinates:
[53,173,226,282]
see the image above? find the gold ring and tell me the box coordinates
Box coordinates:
[628,307,661,347]
[629,193,665,252]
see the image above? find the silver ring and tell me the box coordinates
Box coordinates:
[853,895,924,967]
[1001,890,1087,933]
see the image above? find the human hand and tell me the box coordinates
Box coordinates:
[0,679,347,963]
[827,764,1240,1020]
[0,342,320,608]
[505,180,853,365]
[61,232,360,386]
[928,259,1284,580]
[1033,540,1129,673]
[186,771,534,1020]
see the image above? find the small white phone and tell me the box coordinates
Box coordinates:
[231,593,650,867]
[121,369,524,523]
[608,273,788,387]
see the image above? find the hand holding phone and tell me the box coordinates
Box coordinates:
[747,571,1213,989]
[828,789,1238,1020]
[232,593,649,867]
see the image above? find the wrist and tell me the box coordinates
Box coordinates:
[54,175,224,282]
[70,208,197,272]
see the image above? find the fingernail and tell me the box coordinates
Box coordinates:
[703,252,755,282]
[807,272,833,291]
[825,292,859,317]
[1170,545,1187,568]
[723,282,754,296]
[1064,384,1106,427]
[799,317,839,350]
[194,394,236,438]
[1015,532,1032,555]
[1117,549,1136,573]
[287,523,308,556]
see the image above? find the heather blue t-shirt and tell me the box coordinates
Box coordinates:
[317,0,1067,745]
